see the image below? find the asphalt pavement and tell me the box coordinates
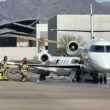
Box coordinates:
[0,75,110,110]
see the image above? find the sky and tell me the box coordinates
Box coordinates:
[0,0,6,2]
[96,0,110,2]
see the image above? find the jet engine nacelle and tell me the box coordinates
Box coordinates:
[34,52,51,63]
[67,41,79,55]
[39,53,50,63]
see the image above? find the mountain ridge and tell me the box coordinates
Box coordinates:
[0,0,110,23]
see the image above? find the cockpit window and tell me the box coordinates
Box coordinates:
[89,45,104,52]
[94,46,104,52]
[106,46,110,52]
[89,45,110,52]
[89,45,95,52]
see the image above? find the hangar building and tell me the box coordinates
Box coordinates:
[0,19,48,60]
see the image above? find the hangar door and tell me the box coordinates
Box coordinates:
[0,37,17,47]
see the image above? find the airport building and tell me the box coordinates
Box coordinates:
[1,15,110,59]
[48,15,110,54]
[0,19,48,60]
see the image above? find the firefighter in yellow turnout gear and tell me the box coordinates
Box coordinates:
[19,58,28,82]
[0,56,8,80]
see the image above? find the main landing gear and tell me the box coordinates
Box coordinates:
[92,72,107,84]
[72,70,107,84]
[72,69,82,82]
[39,71,50,81]
[99,74,107,84]
[39,74,46,81]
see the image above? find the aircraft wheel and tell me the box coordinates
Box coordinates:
[92,72,99,83]
[76,76,80,82]
[99,77,103,84]
[104,74,107,84]
[42,75,46,81]
[93,77,99,83]
[39,75,43,81]
[39,75,46,81]
[72,79,75,82]
[75,70,81,82]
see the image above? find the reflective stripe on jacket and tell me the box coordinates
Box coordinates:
[0,61,7,72]
[19,62,28,73]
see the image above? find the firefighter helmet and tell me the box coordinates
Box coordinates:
[23,57,27,61]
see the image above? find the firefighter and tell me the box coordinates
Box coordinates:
[19,58,28,82]
[0,56,8,80]
[0,62,4,80]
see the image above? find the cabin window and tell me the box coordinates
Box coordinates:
[66,60,68,64]
[106,46,110,52]
[61,60,63,64]
[63,60,66,64]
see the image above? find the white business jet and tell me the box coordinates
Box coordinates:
[8,4,110,84]
[26,4,110,84]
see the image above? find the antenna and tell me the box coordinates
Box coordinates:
[90,4,94,39]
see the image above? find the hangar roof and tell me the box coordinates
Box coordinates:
[0,19,40,37]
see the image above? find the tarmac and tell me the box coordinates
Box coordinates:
[0,75,110,110]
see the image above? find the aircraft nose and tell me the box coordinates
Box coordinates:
[97,58,110,72]
[89,53,110,72]
[100,62,110,72]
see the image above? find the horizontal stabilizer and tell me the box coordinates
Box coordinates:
[51,29,110,33]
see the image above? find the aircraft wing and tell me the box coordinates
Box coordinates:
[7,61,83,69]
[28,64,83,70]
